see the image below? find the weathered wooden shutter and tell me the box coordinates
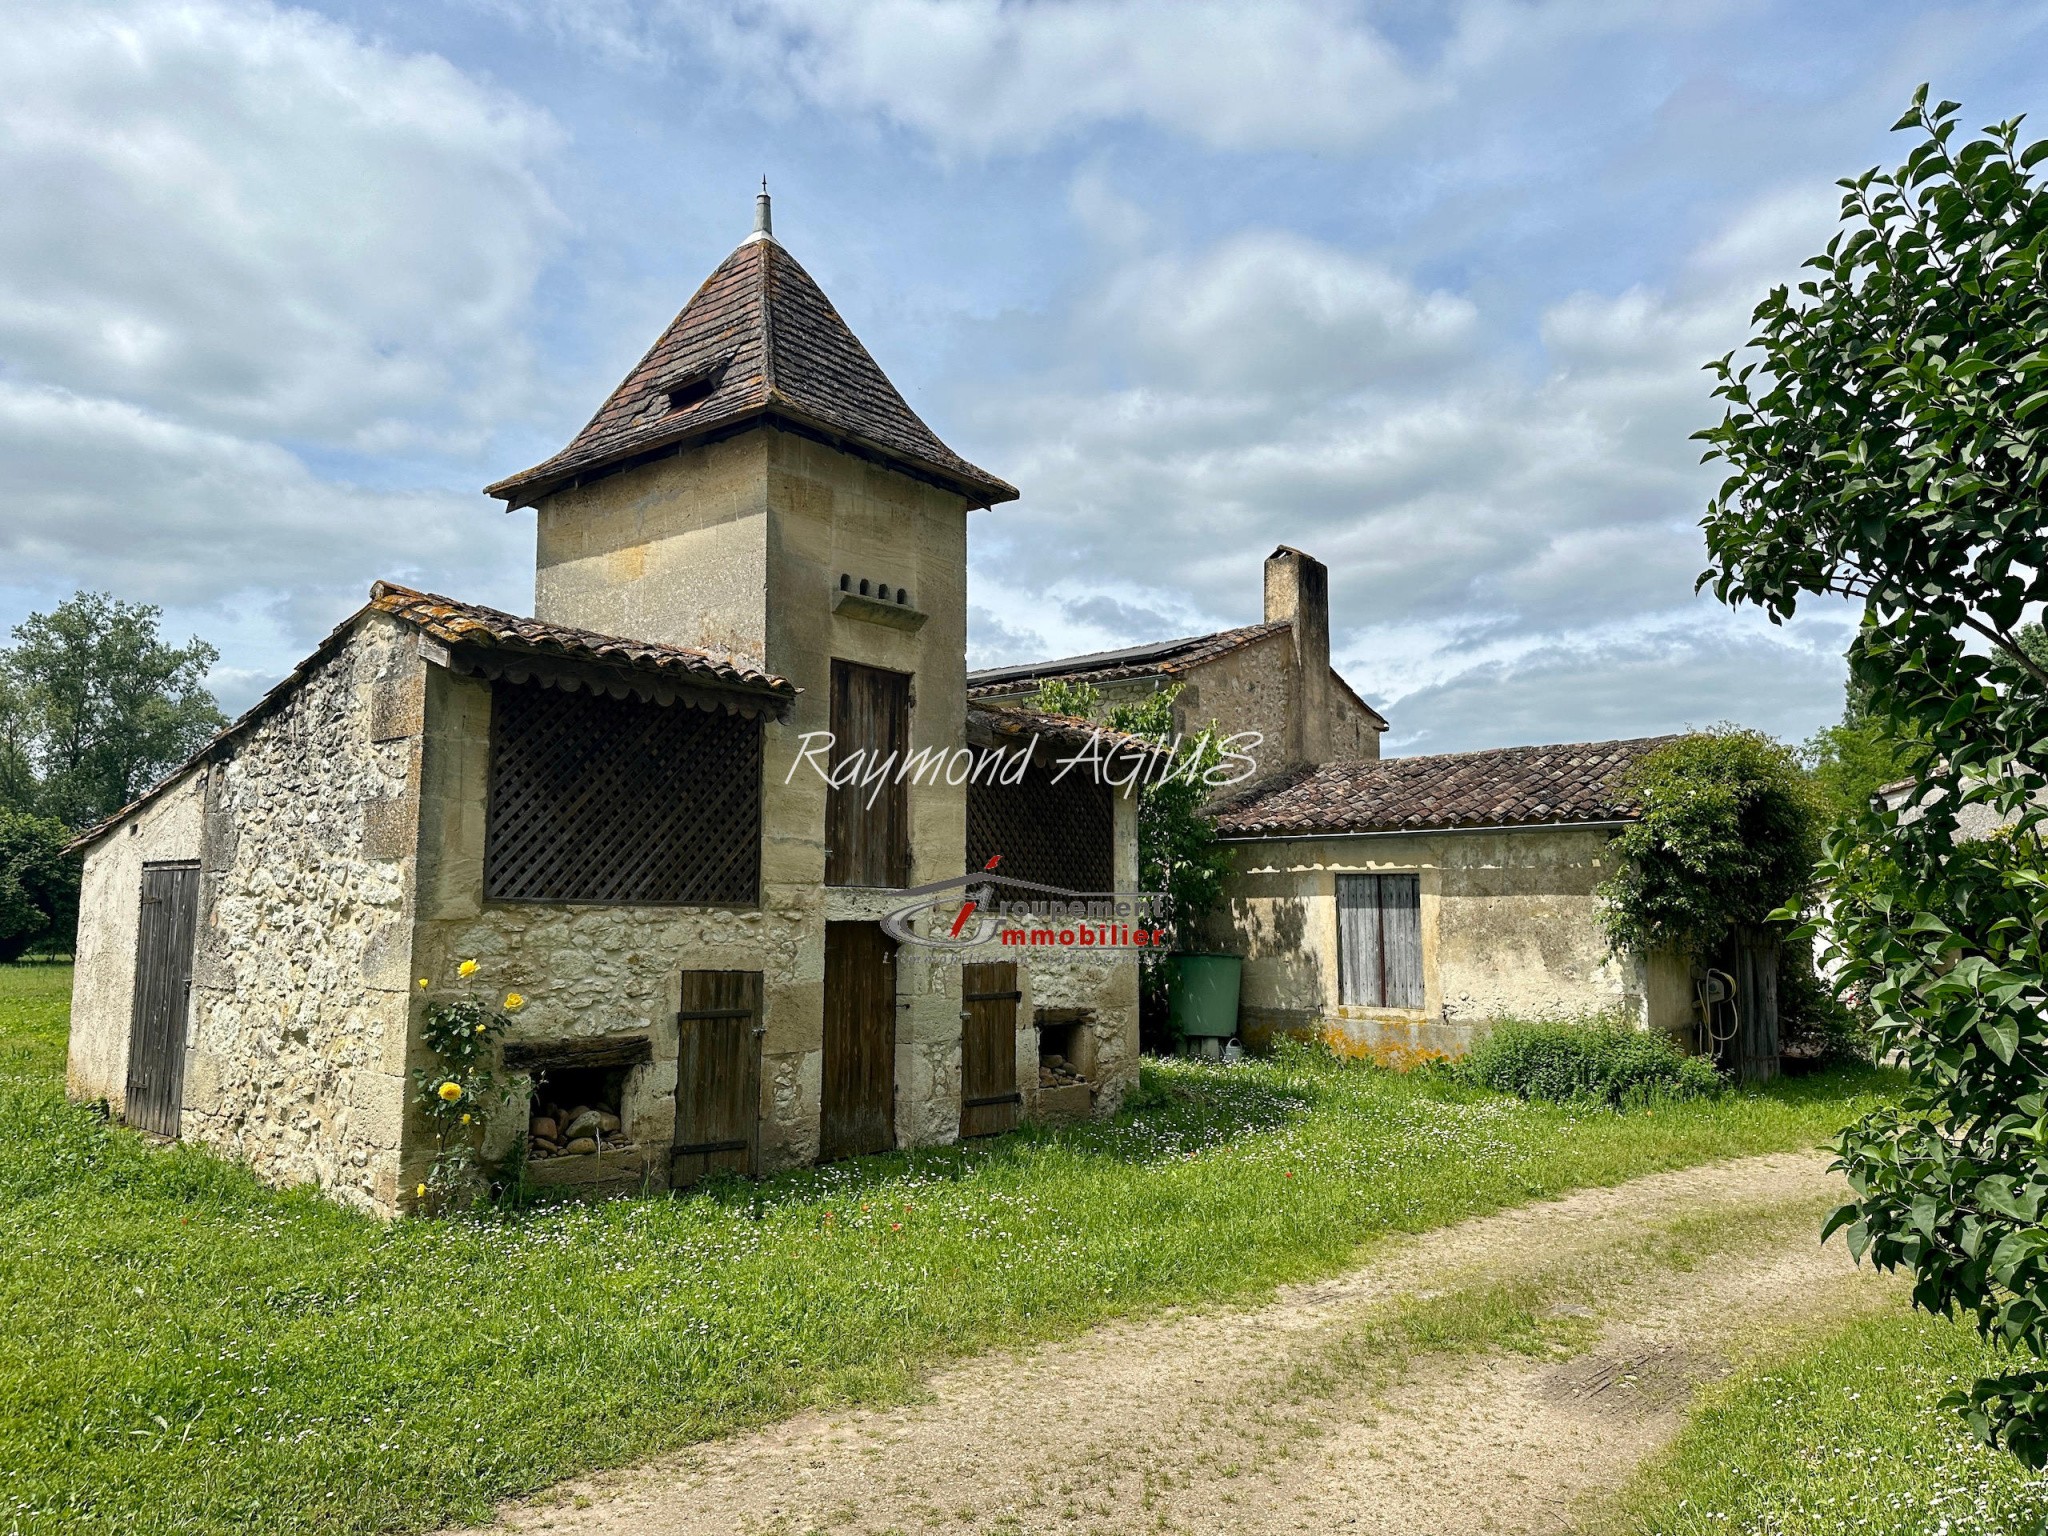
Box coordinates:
[1336,873,1423,1008]
[484,678,761,906]
[125,861,199,1138]
[821,922,897,1159]
[959,961,1020,1139]
[672,970,763,1187]
[826,661,911,888]
[1378,875,1423,1008]
[964,758,1114,893]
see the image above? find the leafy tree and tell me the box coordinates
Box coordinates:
[1597,730,1821,963]
[0,668,35,814]
[1804,677,1928,826]
[0,807,77,962]
[1026,679,1235,949]
[2,593,225,827]
[1695,88,2048,1462]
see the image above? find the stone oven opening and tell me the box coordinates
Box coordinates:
[504,1034,650,1162]
[527,1065,629,1160]
[1036,1009,1096,1088]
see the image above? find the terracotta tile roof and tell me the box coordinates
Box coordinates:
[1212,736,1683,838]
[486,235,1016,509]
[967,621,1388,729]
[967,623,1290,693]
[69,583,795,853]
[965,700,1152,759]
[367,582,793,698]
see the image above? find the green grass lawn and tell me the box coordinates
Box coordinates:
[1612,1307,2048,1535]
[0,964,1894,1535]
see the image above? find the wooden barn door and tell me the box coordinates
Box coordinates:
[826,661,911,888]
[125,861,199,1138]
[960,961,1021,1139]
[821,922,896,1160]
[672,970,763,1187]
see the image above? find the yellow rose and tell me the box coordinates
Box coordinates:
[474,1024,485,1034]
[437,1081,463,1103]
[461,1113,472,1125]
[504,992,525,1011]
[416,978,429,990]
[415,1183,426,1198]
[458,959,479,978]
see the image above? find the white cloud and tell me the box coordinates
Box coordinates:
[699,0,1432,154]
[0,381,525,609]
[0,0,562,707]
[0,0,563,450]
[962,181,1854,751]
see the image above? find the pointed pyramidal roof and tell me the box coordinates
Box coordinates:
[486,200,1017,509]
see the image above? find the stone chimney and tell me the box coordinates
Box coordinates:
[1264,546,1331,766]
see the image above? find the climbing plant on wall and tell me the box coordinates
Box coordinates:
[1596,729,1821,960]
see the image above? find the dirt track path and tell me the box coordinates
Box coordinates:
[476,1152,1897,1536]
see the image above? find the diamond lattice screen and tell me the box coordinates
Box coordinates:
[485,678,761,905]
[966,762,1114,893]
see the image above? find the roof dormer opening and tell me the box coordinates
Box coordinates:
[665,368,719,414]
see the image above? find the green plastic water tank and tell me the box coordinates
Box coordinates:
[1167,953,1242,1039]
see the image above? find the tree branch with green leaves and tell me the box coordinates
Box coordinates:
[1697,85,2048,1464]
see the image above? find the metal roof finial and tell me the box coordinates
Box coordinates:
[752,178,773,241]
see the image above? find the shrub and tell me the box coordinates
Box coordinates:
[1597,728,1821,960]
[1462,1018,1725,1109]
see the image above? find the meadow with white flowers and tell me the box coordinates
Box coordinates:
[0,964,1905,1535]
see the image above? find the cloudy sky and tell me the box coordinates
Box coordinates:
[4,1,2046,752]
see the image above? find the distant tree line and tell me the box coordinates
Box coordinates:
[0,594,224,962]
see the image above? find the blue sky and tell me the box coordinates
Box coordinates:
[4,0,2047,751]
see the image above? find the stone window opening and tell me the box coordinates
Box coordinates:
[527,1064,631,1161]
[1037,1010,1095,1087]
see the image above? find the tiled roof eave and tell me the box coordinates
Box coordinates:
[1216,809,1639,840]
[485,398,1017,511]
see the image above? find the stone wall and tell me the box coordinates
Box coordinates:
[1214,825,1687,1063]
[180,613,423,1214]
[466,425,1141,1191]
[1328,683,1383,762]
[68,767,208,1109]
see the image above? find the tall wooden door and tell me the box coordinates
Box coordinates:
[960,961,1020,1138]
[826,661,911,888]
[125,861,199,1138]
[821,922,896,1160]
[673,970,763,1187]
[1336,874,1423,1009]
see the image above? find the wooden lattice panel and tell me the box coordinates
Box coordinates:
[485,679,762,905]
[966,761,1113,893]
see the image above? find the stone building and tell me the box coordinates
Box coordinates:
[1207,738,1694,1063]
[66,193,1143,1217]
[968,546,1386,772]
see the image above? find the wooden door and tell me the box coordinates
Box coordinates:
[1337,873,1423,1009]
[1730,929,1782,1084]
[821,922,896,1160]
[826,661,911,888]
[673,970,762,1187]
[125,861,199,1138]
[960,961,1020,1138]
